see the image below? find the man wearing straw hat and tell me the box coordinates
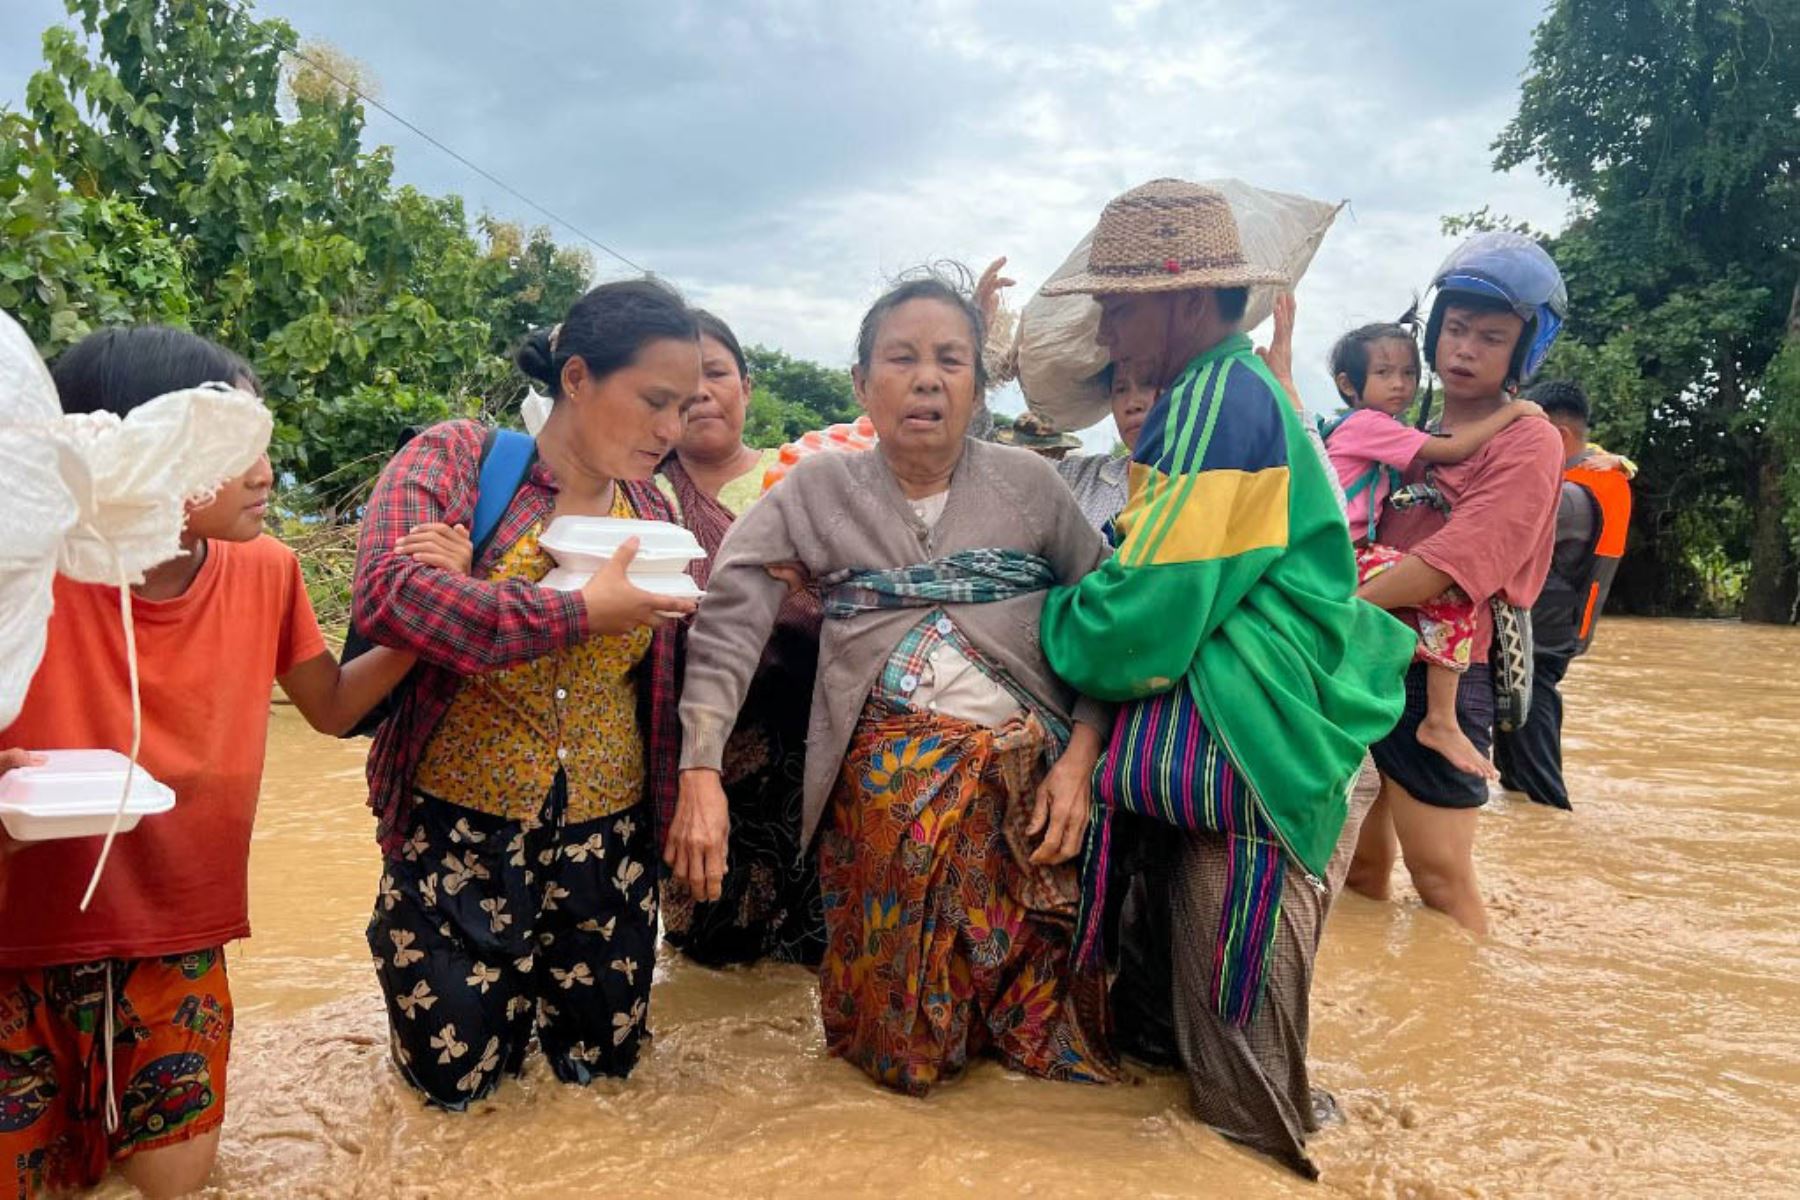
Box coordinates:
[1039,179,1412,1177]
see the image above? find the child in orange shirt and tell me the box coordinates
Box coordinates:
[0,326,466,1197]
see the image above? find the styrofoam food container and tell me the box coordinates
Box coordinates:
[538,517,704,572]
[0,749,176,841]
[539,567,704,598]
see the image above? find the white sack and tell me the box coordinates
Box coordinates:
[0,310,273,726]
[1015,178,1344,432]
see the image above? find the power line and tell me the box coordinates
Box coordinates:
[224,0,649,275]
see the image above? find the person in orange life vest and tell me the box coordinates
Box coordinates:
[1494,379,1632,810]
[0,326,469,1199]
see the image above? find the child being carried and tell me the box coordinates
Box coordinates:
[1318,323,1545,779]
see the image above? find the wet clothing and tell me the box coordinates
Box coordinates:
[1112,764,1377,1180]
[368,780,657,1109]
[658,453,825,967]
[354,420,682,856]
[679,438,1111,847]
[1529,479,1600,659]
[1,949,232,1195]
[355,420,680,1104]
[1356,542,1477,673]
[1493,474,1598,810]
[1040,340,1406,1179]
[679,449,1119,1097]
[819,700,1115,1096]
[1042,334,1411,884]
[0,537,325,966]
[1494,653,1572,811]
[1372,664,1497,809]
[1374,416,1564,665]
[808,539,1114,1094]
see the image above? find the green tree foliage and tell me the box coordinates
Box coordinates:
[9,0,597,509]
[1493,0,1800,621]
[741,345,858,446]
[7,0,892,515]
[0,111,190,347]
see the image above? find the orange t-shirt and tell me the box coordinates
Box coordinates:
[0,535,327,967]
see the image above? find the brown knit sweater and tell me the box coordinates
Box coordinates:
[679,437,1110,842]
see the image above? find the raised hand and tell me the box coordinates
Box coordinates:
[974,256,1017,329]
[1255,291,1301,412]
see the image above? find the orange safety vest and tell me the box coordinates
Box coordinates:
[1563,463,1632,654]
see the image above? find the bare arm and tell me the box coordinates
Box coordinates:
[1415,400,1543,465]
[277,647,418,737]
[1356,554,1457,611]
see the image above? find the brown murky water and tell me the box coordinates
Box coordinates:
[105,618,1800,1197]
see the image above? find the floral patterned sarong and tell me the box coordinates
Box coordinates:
[818,706,1117,1096]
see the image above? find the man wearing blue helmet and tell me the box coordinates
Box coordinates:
[1345,233,1568,935]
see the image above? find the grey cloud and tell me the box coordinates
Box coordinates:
[1,0,1567,436]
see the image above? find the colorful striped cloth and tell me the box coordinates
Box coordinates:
[1043,334,1413,881]
[1080,681,1286,1027]
[1044,333,1415,1025]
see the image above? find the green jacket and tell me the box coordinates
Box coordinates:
[1042,335,1413,876]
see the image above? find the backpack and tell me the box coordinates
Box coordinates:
[1316,410,1403,543]
[337,427,537,738]
[1488,597,1535,733]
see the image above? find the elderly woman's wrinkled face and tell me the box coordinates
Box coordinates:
[854,298,979,463]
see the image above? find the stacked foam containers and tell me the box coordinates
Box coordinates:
[536,517,706,599]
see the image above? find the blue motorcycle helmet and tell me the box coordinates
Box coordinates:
[1422,231,1568,387]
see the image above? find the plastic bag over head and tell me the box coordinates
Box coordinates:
[0,310,273,726]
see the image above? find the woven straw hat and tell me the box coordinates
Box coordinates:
[1041,179,1288,297]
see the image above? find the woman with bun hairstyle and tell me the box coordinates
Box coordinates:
[353,279,701,1108]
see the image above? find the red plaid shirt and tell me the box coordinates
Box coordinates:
[354,420,681,856]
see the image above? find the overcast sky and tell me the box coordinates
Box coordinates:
[1,0,1570,445]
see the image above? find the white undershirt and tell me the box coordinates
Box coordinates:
[902,490,1026,728]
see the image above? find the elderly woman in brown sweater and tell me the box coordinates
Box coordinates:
[665,270,1117,1096]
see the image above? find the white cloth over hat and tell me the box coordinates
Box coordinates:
[0,310,273,728]
[1013,178,1344,432]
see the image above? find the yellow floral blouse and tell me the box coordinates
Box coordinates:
[414,488,654,823]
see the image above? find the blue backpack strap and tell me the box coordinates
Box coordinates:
[470,428,537,558]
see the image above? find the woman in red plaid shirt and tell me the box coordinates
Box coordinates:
[352,280,702,1109]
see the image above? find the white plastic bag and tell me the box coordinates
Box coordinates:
[521,388,553,437]
[1014,178,1344,432]
[0,312,273,727]
[0,309,272,905]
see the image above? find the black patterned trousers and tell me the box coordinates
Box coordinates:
[367,774,658,1110]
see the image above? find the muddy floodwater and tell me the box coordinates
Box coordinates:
[99,618,1798,1197]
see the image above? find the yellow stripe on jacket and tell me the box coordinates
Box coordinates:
[1119,461,1290,567]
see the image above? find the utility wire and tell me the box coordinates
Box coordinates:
[222,0,649,275]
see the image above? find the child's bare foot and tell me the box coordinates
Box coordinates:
[1417,715,1498,780]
